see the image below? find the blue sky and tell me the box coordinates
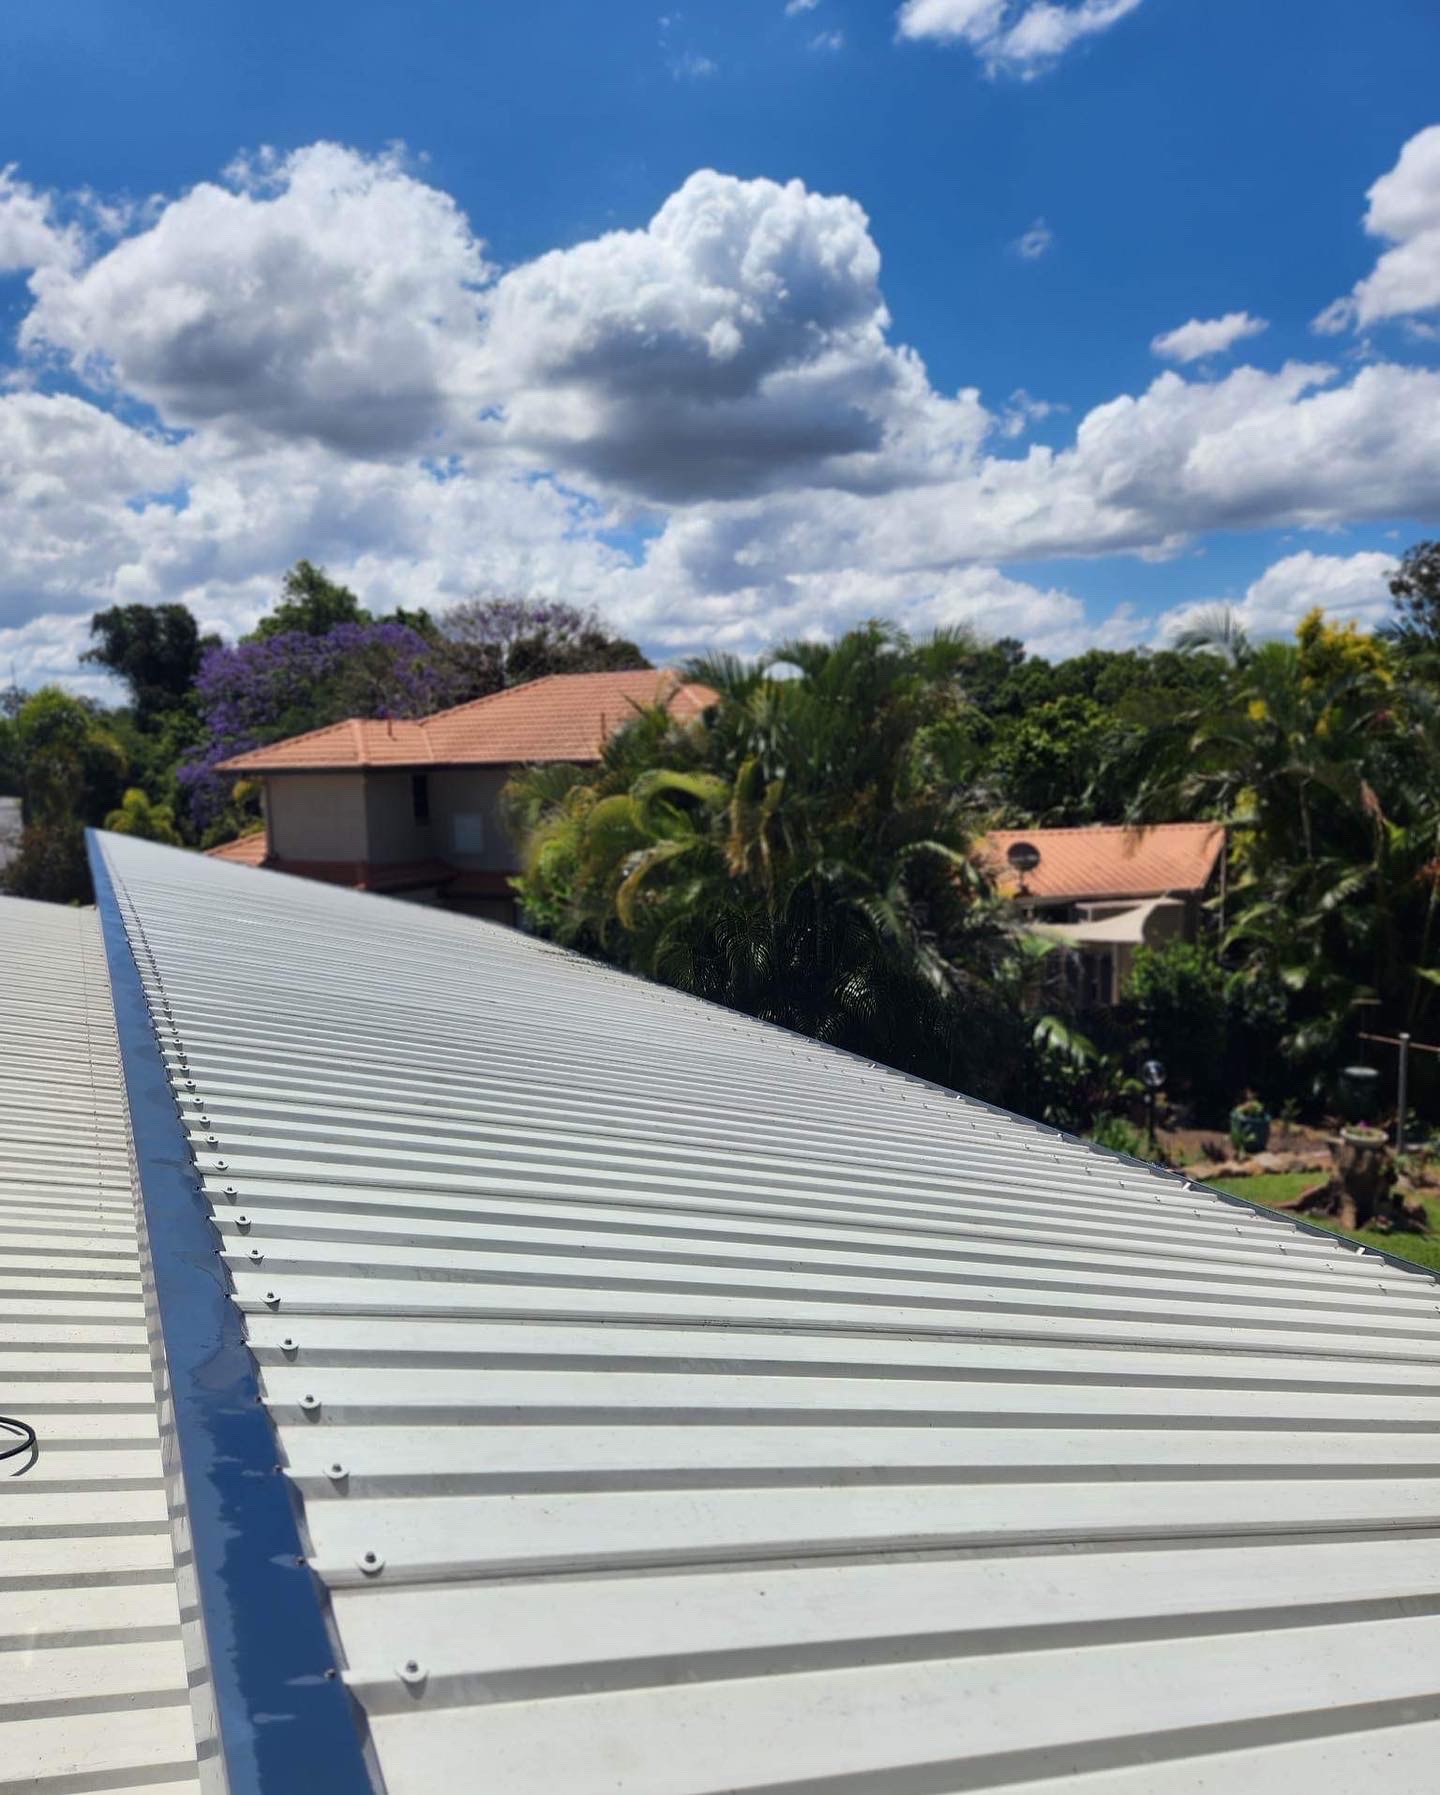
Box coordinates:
[2,0,1439,690]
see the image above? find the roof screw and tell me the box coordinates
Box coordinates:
[358,1550,384,1576]
[215,1160,227,1170]
[281,1337,298,1356]
[264,1291,281,1309]
[184,1080,196,1090]
[398,1659,426,1688]
[236,1215,251,1231]
[206,1134,219,1146]
[223,1186,238,1198]
[327,1462,348,1482]
[299,1392,321,1415]
[247,1248,264,1263]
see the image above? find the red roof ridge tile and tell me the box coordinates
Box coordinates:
[986,821,1219,838]
[217,667,710,774]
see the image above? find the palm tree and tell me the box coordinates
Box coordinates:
[505,624,1025,1098]
[104,787,183,845]
[1141,609,1440,1079]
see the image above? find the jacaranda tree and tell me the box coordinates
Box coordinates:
[179,622,475,834]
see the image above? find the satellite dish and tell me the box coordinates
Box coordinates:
[1006,841,1042,877]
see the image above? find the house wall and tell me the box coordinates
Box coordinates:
[429,768,519,871]
[265,774,370,861]
[363,772,434,863]
[264,765,526,874]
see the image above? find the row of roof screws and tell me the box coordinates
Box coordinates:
[135,932,426,1682]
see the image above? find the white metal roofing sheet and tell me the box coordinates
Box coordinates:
[0,895,201,1795]
[92,831,1440,1795]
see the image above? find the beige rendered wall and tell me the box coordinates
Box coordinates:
[266,766,526,870]
[363,772,435,862]
[266,774,370,860]
[430,767,520,870]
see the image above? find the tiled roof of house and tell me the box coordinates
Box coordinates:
[980,822,1224,902]
[203,829,476,895]
[217,669,716,774]
[205,830,268,866]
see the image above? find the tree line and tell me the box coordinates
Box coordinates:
[5,544,1438,1134]
[503,543,1440,1132]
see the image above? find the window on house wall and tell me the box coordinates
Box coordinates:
[451,812,485,855]
[411,775,430,824]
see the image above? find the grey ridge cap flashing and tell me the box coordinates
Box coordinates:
[86,830,378,1795]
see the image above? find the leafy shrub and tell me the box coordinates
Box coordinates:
[1127,940,1228,1114]
[1089,1113,1146,1158]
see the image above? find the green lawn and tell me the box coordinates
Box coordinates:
[1211,1172,1440,1276]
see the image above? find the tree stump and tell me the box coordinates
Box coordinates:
[1287,1132,1429,1235]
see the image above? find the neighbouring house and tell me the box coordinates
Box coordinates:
[207,668,716,923]
[979,821,1226,1006]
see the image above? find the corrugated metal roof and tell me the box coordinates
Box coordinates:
[91,831,1440,1795]
[0,896,202,1795]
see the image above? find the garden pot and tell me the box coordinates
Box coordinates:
[1229,1107,1271,1154]
[1336,1064,1381,1123]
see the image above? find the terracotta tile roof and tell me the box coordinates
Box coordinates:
[271,856,459,893]
[205,830,268,866]
[201,834,466,894]
[979,823,1225,902]
[217,670,716,774]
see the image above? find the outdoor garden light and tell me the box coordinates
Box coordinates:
[1140,1059,1166,1091]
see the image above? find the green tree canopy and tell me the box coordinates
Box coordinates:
[82,603,215,726]
[9,688,128,827]
[0,687,129,904]
[104,786,183,845]
[1380,539,1440,672]
[247,561,370,640]
[1140,606,1440,1086]
[506,623,1026,1100]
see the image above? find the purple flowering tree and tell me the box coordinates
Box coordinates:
[179,623,473,833]
[439,597,649,687]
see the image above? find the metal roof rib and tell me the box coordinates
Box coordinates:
[86,830,1440,1795]
[0,897,202,1795]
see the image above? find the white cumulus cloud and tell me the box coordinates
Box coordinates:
[1156,551,1399,646]
[5,139,1440,685]
[0,165,82,275]
[897,0,1145,76]
[482,168,991,500]
[22,143,493,455]
[1315,124,1440,334]
[1151,311,1269,363]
